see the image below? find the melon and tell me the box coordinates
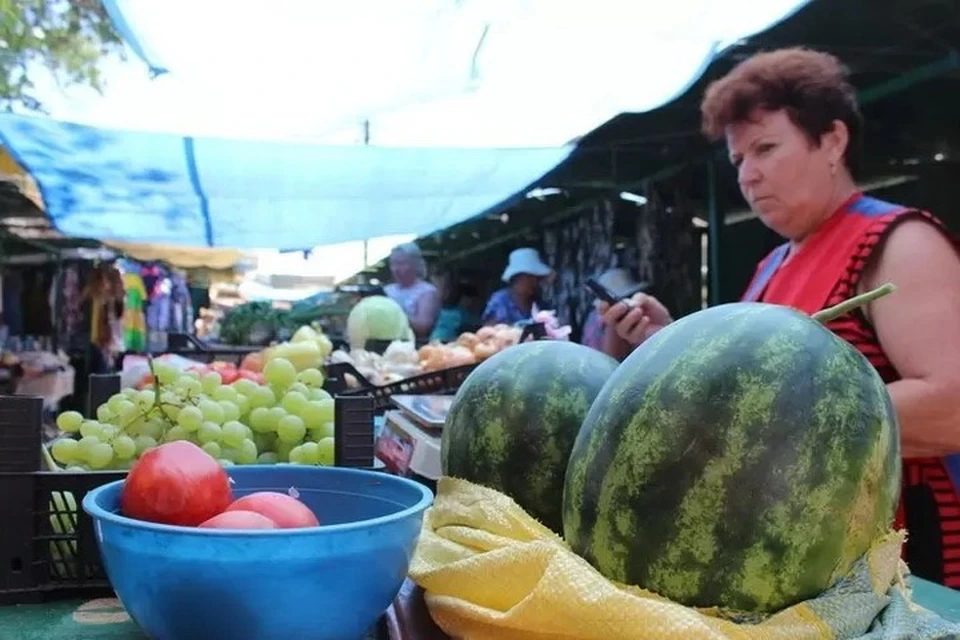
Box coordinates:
[563,299,900,613]
[441,340,618,533]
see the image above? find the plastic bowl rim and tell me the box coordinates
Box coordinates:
[81,465,434,537]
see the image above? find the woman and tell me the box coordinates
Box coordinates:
[383,243,440,340]
[601,47,960,588]
[482,247,552,326]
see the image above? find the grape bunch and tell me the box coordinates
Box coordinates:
[51,357,337,471]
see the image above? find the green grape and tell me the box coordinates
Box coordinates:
[301,401,331,429]
[309,421,336,442]
[263,358,297,388]
[287,382,309,395]
[177,406,204,431]
[276,441,295,462]
[88,442,115,469]
[51,438,79,464]
[250,385,277,409]
[154,362,179,385]
[197,421,222,444]
[287,445,305,465]
[308,388,332,402]
[248,407,271,433]
[299,441,320,465]
[231,378,258,396]
[106,394,129,413]
[265,406,287,430]
[218,400,241,423]
[220,446,240,463]
[253,432,276,453]
[160,390,181,405]
[113,459,136,471]
[135,389,156,409]
[95,405,115,423]
[235,394,250,416]
[112,435,137,459]
[277,415,306,444]
[134,435,157,455]
[316,437,335,466]
[76,435,101,460]
[197,399,225,425]
[241,424,254,440]
[218,459,234,467]
[257,452,279,464]
[296,368,325,388]
[99,425,119,442]
[121,387,138,398]
[200,371,223,395]
[202,441,222,459]
[281,391,308,415]
[113,399,138,421]
[236,439,258,464]
[212,385,239,404]
[56,411,83,433]
[140,419,164,440]
[175,376,202,395]
[79,420,102,439]
[221,421,247,448]
[165,425,190,442]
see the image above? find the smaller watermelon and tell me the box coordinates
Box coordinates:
[441,340,618,533]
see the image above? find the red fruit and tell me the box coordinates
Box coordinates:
[121,441,233,527]
[226,492,319,528]
[199,510,277,530]
[236,370,264,384]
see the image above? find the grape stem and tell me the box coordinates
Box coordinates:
[147,356,181,432]
[812,283,896,324]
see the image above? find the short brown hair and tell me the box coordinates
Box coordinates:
[700,47,862,173]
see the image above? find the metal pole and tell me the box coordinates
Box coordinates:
[706,158,722,305]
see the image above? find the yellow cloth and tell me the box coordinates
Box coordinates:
[410,478,959,640]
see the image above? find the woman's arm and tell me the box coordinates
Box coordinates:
[861,218,960,457]
[409,286,441,338]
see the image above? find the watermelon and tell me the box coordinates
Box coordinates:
[441,340,619,533]
[562,301,900,613]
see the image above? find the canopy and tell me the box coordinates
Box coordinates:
[93,1,811,146]
[104,241,248,270]
[0,113,572,249]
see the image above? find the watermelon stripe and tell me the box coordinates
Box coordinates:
[563,303,899,612]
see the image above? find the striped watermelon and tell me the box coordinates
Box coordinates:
[562,301,900,613]
[441,340,618,533]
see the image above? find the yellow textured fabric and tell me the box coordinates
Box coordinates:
[409,478,918,640]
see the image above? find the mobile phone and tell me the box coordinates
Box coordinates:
[584,277,622,305]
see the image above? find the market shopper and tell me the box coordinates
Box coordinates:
[581,268,645,351]
[481,248,552,326]
[384,243,440,340]
[600,47,960,589]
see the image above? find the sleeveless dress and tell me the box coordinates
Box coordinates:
[742,192,960,588]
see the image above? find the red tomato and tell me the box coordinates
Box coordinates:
[121,441,233,526]
[219,369,240,384]
[199,510,277,529]
[226,492,319,528]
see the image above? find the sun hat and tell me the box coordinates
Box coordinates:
[501,248,552,283]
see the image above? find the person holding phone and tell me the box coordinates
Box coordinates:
[599,47,960,589]
[581,268,646,351]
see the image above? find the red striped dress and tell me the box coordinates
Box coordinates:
[742,192,960,588]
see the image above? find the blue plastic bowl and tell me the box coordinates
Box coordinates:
[83,465,433,640]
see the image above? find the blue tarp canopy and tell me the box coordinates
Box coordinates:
[0,114,572,249]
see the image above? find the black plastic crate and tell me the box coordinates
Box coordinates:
[342,364,477,411]
[0,377,377,605]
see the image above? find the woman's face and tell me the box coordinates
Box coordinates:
[726,109,847,241]
[389,253,418,284]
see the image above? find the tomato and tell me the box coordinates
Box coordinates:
[226,492,319,528]
[121,441,233,526]
[199,510,277,529]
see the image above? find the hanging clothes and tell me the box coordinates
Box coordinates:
[122,271,148,351]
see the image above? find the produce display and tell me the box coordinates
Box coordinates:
[52,354,338,470]
[563,292,900,612]
[120,441,321,530]
[441,341,618,533]
[346,295,415,350]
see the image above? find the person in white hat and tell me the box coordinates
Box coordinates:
[481,247,553,326]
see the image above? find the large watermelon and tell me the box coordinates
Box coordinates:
[563,301,900,613]
[441,340,618,533]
